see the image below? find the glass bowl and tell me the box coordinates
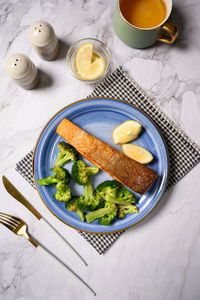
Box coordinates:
[66,38,111,84]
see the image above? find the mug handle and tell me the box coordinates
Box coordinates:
[158,21,178,44]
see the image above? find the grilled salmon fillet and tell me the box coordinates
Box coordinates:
[56,119,157,194]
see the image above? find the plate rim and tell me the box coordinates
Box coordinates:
[32,96,169,234]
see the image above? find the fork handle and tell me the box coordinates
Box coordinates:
[37,244,96,296]
[39,217,87,266]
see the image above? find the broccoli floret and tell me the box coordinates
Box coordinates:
[96,180,136,205]
[99,203,118,225]
[65,196,85,221]
[117,204,139,219]
[55,142,78,167]
[72,160,99,185]
[38,166,71,186]
[54,181,71,202]
[77,179,101,211]
[96,179,120,198]
[116,185,136,205]
[86,202,117,224]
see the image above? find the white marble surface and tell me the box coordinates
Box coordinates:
[0,0,200,299]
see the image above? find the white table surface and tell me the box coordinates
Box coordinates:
[0,0,200,299]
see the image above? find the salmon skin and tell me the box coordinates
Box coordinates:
[56,119,157,194]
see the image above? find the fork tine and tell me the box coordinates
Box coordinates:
[0,216,18,228]
[0,212,21,223]
[0,219,16,231]
[0,214,20,227]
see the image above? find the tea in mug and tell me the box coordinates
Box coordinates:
[120,0,166,29]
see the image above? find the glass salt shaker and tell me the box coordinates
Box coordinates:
[28,21,60,61]
[5,53,40,89]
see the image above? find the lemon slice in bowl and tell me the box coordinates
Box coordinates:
[122,144,153,164]
[112,120,142,145]
[75,42,106,80]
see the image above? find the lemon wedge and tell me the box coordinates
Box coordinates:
[122,144,153,164]
[75,42,105,80]
[112,120,142,145]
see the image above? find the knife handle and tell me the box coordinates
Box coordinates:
[39,218,87,266]
[37,244,96,296]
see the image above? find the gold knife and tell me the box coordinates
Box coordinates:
[2,175,87,266]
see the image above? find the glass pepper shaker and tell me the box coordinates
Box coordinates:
[28,21,60,61]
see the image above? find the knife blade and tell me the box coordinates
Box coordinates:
[2,175,42,219]
[2,175,87,266]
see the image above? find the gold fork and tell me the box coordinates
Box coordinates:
[0,212,96,296]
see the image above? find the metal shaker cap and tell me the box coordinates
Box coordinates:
[28,21,54,47]
[5,53,31,79]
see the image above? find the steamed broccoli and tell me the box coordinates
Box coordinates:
[96,180,136,205]
[54,181,71,202]
[99,203,118,225]
[38,166,71,186]
[116,185,136,205]
[72,160,99,185]
[65,196,85,221]
[86,202,117,224]
[77,179,101,211]
[55,142,78,167]
[117,204,139,219]
[96,180,120,199]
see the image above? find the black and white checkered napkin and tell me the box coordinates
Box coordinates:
[16,66,200,254]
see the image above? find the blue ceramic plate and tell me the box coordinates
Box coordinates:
[33,98,168,233]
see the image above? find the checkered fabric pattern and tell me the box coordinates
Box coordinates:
[16,150,35,188]
[16,67,200,254]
